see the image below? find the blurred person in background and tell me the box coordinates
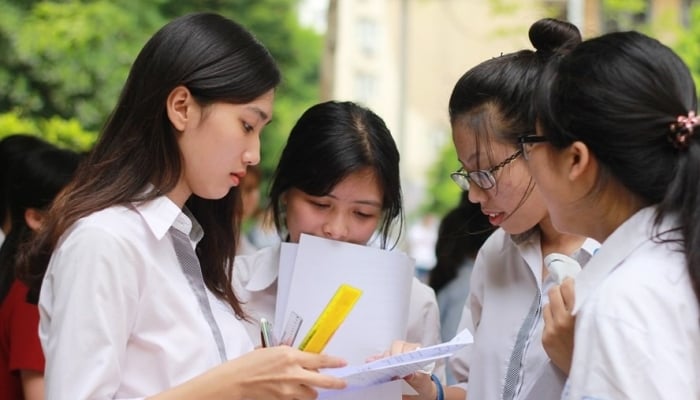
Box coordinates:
[407,213,439,283]
[0,135,52,247]
[0,142,81,400]
[236,164,262,255]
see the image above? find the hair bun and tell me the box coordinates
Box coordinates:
[529,18,582,57]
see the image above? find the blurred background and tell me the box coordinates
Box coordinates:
[1,0,698,246]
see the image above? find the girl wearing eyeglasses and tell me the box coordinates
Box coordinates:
[403,19,599,400]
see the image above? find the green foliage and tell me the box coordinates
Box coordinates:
[419,141,463,217]
[602,0,647,14]
[0,1,163,131]
[0,0,323,186]
[0,110,96,150]
[675,3,700,92]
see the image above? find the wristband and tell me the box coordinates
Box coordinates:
[430,373,445,400]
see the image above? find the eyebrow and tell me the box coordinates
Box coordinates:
[458,153,479,166]
[326,194,382,208]
[247,106,270,123]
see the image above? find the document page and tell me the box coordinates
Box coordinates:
[322,328,473,393]
[275,234,415,364]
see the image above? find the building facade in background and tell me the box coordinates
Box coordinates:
[317,0,690,214]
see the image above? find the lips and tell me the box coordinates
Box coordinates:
[230,174,241,186]
[483,211,504,226]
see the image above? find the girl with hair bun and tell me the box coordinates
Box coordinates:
[404,18,598,400]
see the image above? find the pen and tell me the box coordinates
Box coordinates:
[260,317,273,348]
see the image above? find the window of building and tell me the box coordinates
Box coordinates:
[356,17,378,55]
[354,72,377,104]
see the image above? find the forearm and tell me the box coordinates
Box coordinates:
[445,386,466,400]
[20,370,44,400]
[146,369,243,400]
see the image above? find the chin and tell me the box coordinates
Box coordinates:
[195,188,232,201]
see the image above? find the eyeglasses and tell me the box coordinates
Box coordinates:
[450,149,522,191]
[517,134,549,160]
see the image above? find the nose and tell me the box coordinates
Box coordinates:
[322,214,349,241]
[467,185,488,204]
[243,135,261,166]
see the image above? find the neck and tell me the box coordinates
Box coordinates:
[538,214,587,257]
[579,182,647,243]
[165,179,191,209]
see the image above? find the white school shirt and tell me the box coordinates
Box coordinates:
[449,228,598,400]
[563,206,700,400]
[39,196,254,400]
[232,243,442,350]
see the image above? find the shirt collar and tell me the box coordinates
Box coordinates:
[133,195,203,243]
[513,229,545,286]
[572,205,676,314]
[236,243,282,292]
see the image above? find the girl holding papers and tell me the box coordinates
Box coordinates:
[404,18,599,400]
[18,13,346,400]
[233,100,441,355]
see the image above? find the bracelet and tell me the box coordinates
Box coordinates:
[430,373,445,400]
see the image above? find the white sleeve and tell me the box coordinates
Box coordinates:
[406,278,443,380]
[40,225,144,400]
[566,277,698,400]
[406,278,441,347]
[448,246,487,391]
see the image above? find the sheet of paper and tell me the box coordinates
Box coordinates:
[319,379,405,399]
[274,242,298,330]
[325,328,474,390]
[276,234,414,364]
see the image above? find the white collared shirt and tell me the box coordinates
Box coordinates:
[449,229,599,400]
[564,206,700,400]
[39,196,254,400]
[232,243,442,349]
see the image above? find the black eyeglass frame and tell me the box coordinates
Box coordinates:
[450,149,523,191]
[517,134,549,160]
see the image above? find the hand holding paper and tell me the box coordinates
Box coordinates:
[324,327,474,390]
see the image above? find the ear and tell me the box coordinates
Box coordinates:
[280,191,288,204]
[166,86,194,132]
[24,208,44,232]
[567,140,595,183]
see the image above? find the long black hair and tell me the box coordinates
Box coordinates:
[269,101,403,248]
[20,13,281,315]
[535,31,700,303]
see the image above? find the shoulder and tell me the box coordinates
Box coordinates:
[50,206,157,282]
[410,277,437,303]
[64,205,145,244]
[582,240,695,337]
[474,228,529,269]
[597,244,688,312]
[478,228,516,256]
[233,244,281,290]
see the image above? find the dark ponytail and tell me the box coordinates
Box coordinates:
[536,31,700,304]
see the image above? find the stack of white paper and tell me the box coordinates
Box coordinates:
[274,234,415,365]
